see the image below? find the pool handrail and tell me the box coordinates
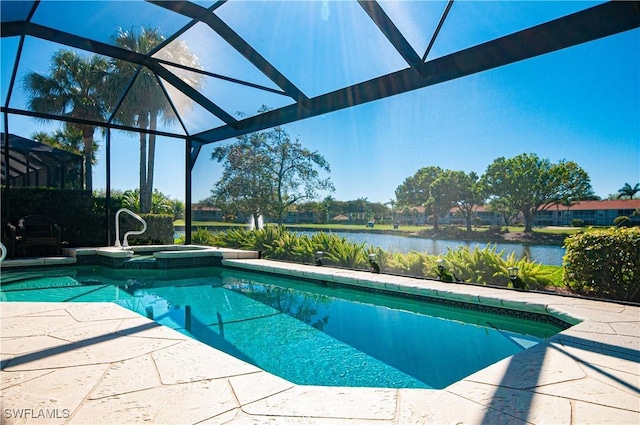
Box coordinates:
[115,208,147,248]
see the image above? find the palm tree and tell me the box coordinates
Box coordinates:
[32,128,97,190]
[385,198,396,224]
[32,127,99,163]
[107,26,201,213]
[560,198,577,226]
[22,50,109,191]
[322,195,334,224]
[617,183,640,199]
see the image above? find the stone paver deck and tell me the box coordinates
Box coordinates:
[1,259,639,424]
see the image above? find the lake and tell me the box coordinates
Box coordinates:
[295,231,565,266]
[176,228,566,266]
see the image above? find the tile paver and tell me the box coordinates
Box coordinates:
[1,258,639,424]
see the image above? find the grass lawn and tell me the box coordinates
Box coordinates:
[504,226,584,235]
[283,223,426,232]
[174,221,426,233]
[173,220,245,228]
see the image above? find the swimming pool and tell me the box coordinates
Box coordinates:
[0,265,566,389]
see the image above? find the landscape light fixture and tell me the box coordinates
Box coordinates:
[436,258,455,282]
[315,251,324,266]
[508,267,519,280]
[368,253,380,274]
[508,267,524,289]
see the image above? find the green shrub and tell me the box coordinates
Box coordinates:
[309,231,370,268]
[211,226,256,250]
[613,216,631,227]
[182,227,217,245]
[570,218,585,227]
[125,214,174,245]
[188,227,559,290]
[438,245,553,289]
[563,227,640,302]
[384,250,434,277]
[487,225,504,234]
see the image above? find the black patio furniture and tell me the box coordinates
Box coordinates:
[1,218,17,259]
[17,215,62,257]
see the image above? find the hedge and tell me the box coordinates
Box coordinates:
[563,227,640,302]
[2,187,105,247]
[121,214,174,245]
[3,187,173,247]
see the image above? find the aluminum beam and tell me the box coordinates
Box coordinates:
[192,1,640,144]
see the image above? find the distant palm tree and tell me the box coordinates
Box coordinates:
[617,183,640,199]
[22,50,109,191]
[107,26,201,213]
[385,199,396,223]
[32,127,98,163]
[560,198,577,226]
[322,195,334,223]
[32,128,88,190]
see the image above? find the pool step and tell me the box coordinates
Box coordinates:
[123,255,157,269]
[72,246,260,270]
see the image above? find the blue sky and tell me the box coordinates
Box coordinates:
[2,1,639,204]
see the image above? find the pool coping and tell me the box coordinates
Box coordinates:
[1,258,639,424]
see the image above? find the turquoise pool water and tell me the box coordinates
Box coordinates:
[0,266,564,389]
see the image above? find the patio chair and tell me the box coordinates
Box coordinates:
[1,218,16,259]
[18,215,61,257]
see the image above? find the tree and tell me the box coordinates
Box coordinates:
[431,171,485,232]
[368,201,389,223]
[385,199,396,223]
[560,197,577,226]
[617,183,640,199]
[481,153,594,233]
[32,128,98,190]
[107,26,201,213]
[211,117,334,228]
[22,50,109,191]
[322,195,335,223]
[32,127,99,164]
[395,166,444,228]
[121,188,176,215]
[488,197,520,227]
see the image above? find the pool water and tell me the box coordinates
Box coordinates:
[0,266,564,389]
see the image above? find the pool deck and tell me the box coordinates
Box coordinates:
[1,258,639,424]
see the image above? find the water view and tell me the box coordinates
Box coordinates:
[176,229,566,265]
[296,231,565,266]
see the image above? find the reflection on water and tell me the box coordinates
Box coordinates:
[0,266,565,389]
[223,274,560,389]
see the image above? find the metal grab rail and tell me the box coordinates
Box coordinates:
[115,208,147,248]
[0,242,6,262]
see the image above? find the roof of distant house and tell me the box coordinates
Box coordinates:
[471,199,640,213]
[396,199,640,215]
[561,199,640,210]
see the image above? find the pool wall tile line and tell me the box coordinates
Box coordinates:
[476,295,507,308]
